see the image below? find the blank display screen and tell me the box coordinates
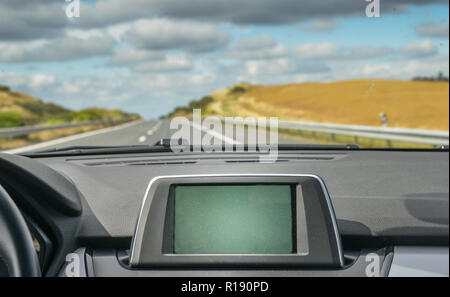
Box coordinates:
[173,185,295,254]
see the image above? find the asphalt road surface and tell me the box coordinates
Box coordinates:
[5,119,307,154]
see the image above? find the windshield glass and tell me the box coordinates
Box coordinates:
[0,0,448,153]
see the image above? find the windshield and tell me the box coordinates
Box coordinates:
[0,0,448,153]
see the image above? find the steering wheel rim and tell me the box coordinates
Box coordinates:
[0,185,40,277]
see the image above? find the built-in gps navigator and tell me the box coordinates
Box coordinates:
[173,185,295,255]
[130,174,344,268]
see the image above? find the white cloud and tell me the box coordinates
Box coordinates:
[297,19,339,33]
[110,47,164,65]
[242,58,329,77]
[245,58,295,76]
[295,42,342,60]
[326,53,449,80]
[402,54,449,76]
[109,47,193,73]
[29,74,56,90]
[107,23,134,41]
[0,35,116,62]
[416,22,449,38]
[228,35,286,60]
[188,73,217,85]
[350,46,394,59]
[402,40,438,57]
[0,71,56,90]
[0,1,67,41]
[127,19,231,53]
[96,92,133,103]
[56,79,91,95]
[132,55,193,72]
[234,35,277,51]
[133,72,217,91]
[52,76,136,108]
[360,63,393,77]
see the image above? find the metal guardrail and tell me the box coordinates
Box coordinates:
[278,121,449,146]
[223,117,449,146]
[0,119,131,138]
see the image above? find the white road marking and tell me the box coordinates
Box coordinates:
[147,121,162,136]
[138,136,147,143]
[3,120,143,154]
[191,122,240,145]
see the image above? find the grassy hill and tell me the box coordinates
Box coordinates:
[0,85,140,128]
[169,80,449,131]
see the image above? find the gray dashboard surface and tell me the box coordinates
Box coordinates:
[389,246,449,277]
[58,248,392,277]
[36,150,449,241]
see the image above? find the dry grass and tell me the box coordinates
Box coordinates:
[0,89,44,119]
[28,125,107,142]
[221,80,449,131]
[279,128,436,149]
[190,79,449,148]
[0,138,30,150]
[0,124,109,150]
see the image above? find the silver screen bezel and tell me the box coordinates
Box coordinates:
[130,174,344,268]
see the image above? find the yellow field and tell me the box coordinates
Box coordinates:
[206,80,449,131]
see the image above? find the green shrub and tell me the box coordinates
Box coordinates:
[0,112,22,128]
[167,107,190,117]
[46,108,139,124]
[228,86,247,96]
[16,101,67,116]
[46,112,76,124]
[167,96,214,118]
[188,96,214,110]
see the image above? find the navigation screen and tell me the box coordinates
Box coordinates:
[173,185,295,254]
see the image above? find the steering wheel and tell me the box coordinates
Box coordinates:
[0,185,40,277]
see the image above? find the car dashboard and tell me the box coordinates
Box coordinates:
[0,149,448,277]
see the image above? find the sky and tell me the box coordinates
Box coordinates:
[0,0,448,119]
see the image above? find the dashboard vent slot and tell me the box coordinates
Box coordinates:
[70,153,346,167]
[225,159,288,164]
[130,161,197,166]
[289,156,336,161]
[81,160,197,167]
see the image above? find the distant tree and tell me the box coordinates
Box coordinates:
[412,72,449,82]
[0,85,10,92]
[228,86,247,96]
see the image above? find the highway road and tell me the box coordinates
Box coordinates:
[4,119,306,154]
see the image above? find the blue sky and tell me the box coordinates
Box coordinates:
[0,0,448,119]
